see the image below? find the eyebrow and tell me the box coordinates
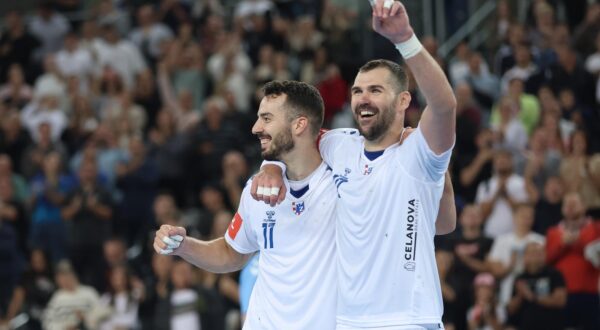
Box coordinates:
[351,84,386,92]
[258,112,273,118]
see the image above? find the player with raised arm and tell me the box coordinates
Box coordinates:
[252,1,457,329]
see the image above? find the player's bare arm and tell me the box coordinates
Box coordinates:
[371,0,456,154]
[153,224,250,273]
[436,172,457,235]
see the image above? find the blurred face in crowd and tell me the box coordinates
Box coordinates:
[200,186,225,213]
[460,204,483,230]
[152,254,173,281]
[31,249,48,273]
[153,194,177,221]
[493,151,513,176]
[0,155,13,176]
[103,238,126,267]
[223,151,248,178]
[544,176,564,203]
[8,64,24,85]
[0,177,14,201]
[171,261,193,290]
[562,193,585,221]
[523,242,546,272]
[570,131,587,156]
[513,205,534,233]
[529,128,548,153]
[252,94,295,161]
[42,152,61,175]
[78,160,97,185]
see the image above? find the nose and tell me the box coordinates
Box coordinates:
[251,119,262,135]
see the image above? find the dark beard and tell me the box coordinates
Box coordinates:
[357,104,396,142]
[262,128,294,161]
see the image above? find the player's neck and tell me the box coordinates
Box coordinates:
[281,145,322,181]
[364,127,403,152]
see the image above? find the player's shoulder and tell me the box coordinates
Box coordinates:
[322,128,362,141]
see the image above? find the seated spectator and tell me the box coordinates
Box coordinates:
[491,97,528,154]
[0,220,23,326]
[170,260,201,330]
[42,261,101,330]
[507,241,567,330]
[457,128,494,203]
[138,254,172,330]
[0,176,27,256]
[128,5,173,63]
[487,204,545,307]
[490,78,540,135]
[28,1,70,61]
[463,52,500,110]
[2,249,55,330]
[20,95,68,145]
[55,32,93,93]
[546,192,600,330]
[466,273,505,330]
[98,264,142,330]
[442,205,493,330]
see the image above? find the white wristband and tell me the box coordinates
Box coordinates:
[261,160,286,174]
[395,34,423,59]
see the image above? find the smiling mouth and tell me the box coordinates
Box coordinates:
[356,105,378,119]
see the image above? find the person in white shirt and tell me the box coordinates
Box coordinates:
[253,1,457,328]
[476,149,535,238]
[486,204,545,308]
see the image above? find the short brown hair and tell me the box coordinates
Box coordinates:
[358,59,409,92]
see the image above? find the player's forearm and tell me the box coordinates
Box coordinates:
[435,172,456,235]
[405,50,456,115]
[177,237,249,273]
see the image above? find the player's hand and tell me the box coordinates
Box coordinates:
[154,224,186,255]
[250,165,287,207]
[369,0,414,44]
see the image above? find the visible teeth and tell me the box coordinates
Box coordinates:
[360,111,375,116]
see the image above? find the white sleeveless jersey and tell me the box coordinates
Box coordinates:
[225,162,337,330]
[320,127,452,328]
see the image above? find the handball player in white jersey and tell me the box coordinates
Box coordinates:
[154,80,456,329]
[253,1,457,329]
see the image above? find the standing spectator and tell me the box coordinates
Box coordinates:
[0,112,32,175]
[546,192,600,330]
[0,10,40,81]
[507,241,567,330]
[520,128,561,194]
[0,64,33,109]
[138,253,172,330]
[132,69,161,132]
[476,150,534,238]
[443,205,493,330]
[129,4,173,64]
[487,204,545,307]
[560,131,600,210]
[28,152,73,263]
[457,129,494,203]
[61,160,113,290]
[116,137,159,246]
[157,59,202,132]
[54,32,93,92]
[42,261,101,330]
[221,151,249,210]
[20,122,68,179]
[28,1,70,62]
[0,154,28,204]
[0,176,28,256]
[533,176,564,235]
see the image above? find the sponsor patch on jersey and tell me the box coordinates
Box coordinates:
[228,212,243,239]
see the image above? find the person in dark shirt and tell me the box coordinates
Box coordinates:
[443,204,494,330]
[507,241,567,330]
[533,176,564,235]
[0,10,40,82]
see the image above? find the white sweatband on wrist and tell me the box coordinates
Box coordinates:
[395,34,423,59]
[261,160,286,174]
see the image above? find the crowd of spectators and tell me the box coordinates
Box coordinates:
[0,0,598,329]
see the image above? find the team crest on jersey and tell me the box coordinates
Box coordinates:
[292,201,305,215]
[363,164,373,175]
[264,210,276,222]
[333,168,351,197]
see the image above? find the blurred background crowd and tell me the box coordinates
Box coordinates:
[0,0,598,329]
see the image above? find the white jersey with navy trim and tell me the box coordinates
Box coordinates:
[320,126,452,328]
[225,162,337,330]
